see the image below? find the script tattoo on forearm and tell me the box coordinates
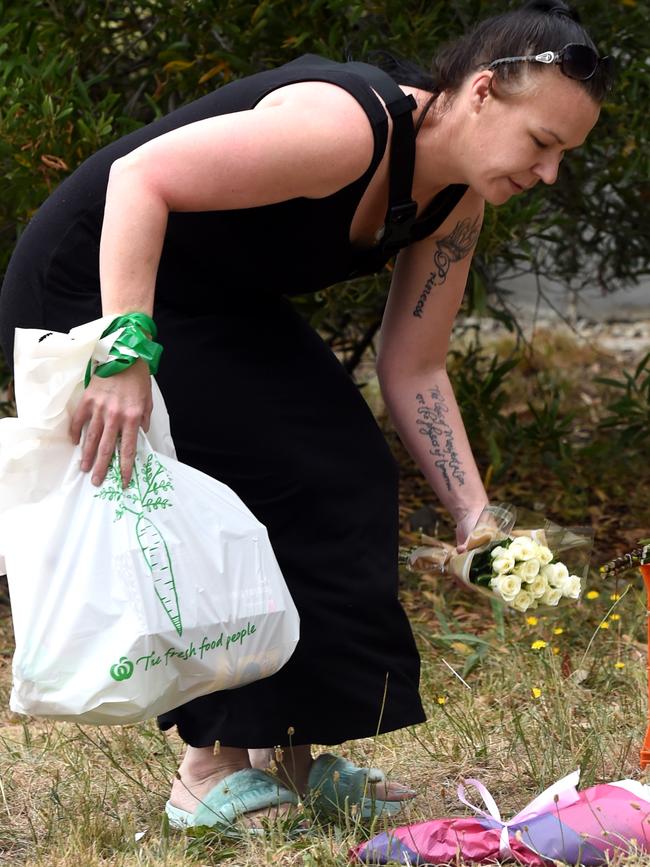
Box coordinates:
[415,387,466,491]
[412,215,481,319]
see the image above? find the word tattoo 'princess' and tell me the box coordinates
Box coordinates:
[412,216,481,319]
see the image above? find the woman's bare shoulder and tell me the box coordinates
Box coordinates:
[255,76,385,126]
[252,79,387,196]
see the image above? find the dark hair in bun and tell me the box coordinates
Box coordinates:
[526,0,581,23]
[375,0,612,104]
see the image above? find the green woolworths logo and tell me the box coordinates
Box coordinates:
[110,657,134,681]
[107,623,258,682]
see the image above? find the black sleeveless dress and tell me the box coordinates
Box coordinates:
[0,55,467,748]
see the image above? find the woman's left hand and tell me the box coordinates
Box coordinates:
[454,503,491,552]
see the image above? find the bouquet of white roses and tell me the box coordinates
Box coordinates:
[405,504,592,613]
[463,531,582,611]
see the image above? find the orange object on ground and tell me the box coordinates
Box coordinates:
[640,563,650,769]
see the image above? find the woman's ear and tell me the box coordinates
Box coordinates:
[468,70,496,112]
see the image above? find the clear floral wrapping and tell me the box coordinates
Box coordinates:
[405,504,593,612]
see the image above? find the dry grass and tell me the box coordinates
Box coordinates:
[2,571,650,866]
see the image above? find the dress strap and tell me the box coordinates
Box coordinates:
[344,61,419,255]
[344,61,469,253]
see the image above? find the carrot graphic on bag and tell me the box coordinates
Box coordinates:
[95,450,183,636]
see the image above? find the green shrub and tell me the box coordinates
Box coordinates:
[1,0,648,485]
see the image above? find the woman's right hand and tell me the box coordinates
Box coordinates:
[69,358,153,488]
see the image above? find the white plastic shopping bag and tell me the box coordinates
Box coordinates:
[0,318,299,724]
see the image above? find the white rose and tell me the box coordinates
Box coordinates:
[514,558,541,582]
[490,573,522,602]
[527,573,549,599]
[541,562,570,589]
[540,563,558,585]
[562,574,582,599]
[535,545,554,566]
[490,545,508,558]
[491,546,516,574]
[511,589,535,612]
[509,536,538,561]
[540,587,562,606]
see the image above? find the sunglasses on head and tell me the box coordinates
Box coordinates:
[488,43,613,82]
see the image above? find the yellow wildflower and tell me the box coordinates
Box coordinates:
[552,647,560,655]
[531,687,542,699]
[614,662,625,670]
[437,696,447,705]
[553,627,564,635]
[526,616,539,626]
[610,593,621,601]
[531,640,548,650]
[599,621,610,630]
[586,591,600,600]
[610,614,621,621]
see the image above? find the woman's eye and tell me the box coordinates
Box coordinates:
[532,136,547,148]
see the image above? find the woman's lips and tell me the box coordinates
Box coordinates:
[509,178,524,192]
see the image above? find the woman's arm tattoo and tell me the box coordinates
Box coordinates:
[412,215,481,319]
[415,388,466,491]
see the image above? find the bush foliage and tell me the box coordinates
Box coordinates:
[0,0,648,402]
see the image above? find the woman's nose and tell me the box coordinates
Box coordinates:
[534,155,561,185]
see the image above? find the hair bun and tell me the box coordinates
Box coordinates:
[523,0,581,22]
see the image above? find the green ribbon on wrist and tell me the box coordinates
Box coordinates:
[84,312,162,387]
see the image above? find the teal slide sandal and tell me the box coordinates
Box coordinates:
[306,753,407,819]
[165,767,298,833]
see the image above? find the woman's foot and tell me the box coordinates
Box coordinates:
[170,745,294,827]
[249,744,313,796]
[248,745,417,802]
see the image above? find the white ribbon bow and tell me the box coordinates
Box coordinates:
[457,769,582,857]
